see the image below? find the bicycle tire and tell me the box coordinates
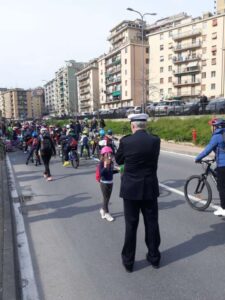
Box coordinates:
[184,175,212,211]
[71,151,79,169]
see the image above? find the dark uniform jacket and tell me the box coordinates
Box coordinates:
[115,130,160,201]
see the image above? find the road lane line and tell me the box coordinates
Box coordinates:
[159,182,220,210]
[6,155,40,300]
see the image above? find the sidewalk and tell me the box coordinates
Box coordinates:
[160,140,204,157]
[0,157,18,300]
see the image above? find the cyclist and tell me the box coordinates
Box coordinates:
[63,130,78,167]
[105,129,118,154]
[25,131,41,166]
[195,118,225,216]
[80,130,90,158]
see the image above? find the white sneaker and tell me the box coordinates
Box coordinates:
[214,208,225,216]
[104,213,114,222]
[100,208,105,219]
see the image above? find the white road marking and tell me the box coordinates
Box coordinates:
[159,182,220,211]
[6,155,40,300]
[160,149,196,158]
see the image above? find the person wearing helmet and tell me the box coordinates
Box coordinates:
[25,131,41,166]
[196,118,225,216]
[80,130,90,158]
[105,129,118,155]
[62,130,78,167]
[36,128,56,181]
[98,146,118,222]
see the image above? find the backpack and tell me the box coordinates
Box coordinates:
[95,164,101,182]
[70,137,78,148]
[40,137,52,152]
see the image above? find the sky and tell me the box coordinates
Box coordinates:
[0,0,214,89]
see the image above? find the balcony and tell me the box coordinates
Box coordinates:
[80,88,90,95]
[106,58,121,67]
[79,73,89,81]
[105,66,121,76]
[112,90,121,97]
[173,55,201,64]
[80,96,90,102]
[174,41,202,52]
[173,66,201,76]
[173,29,202,41]
[173,79,201,87]
[106,78,121,86]
[79,80,90,88]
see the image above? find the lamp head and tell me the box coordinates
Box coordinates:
[127,7,134,11]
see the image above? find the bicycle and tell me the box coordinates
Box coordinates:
[69,148,79,168]
[184,159,217,211]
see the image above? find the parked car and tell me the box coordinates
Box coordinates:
[205,98,225,114]
[154,100,186,116]
[182,100,200,115]
[146,102,159,116]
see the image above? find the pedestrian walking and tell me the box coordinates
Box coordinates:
[115,113,161,273]
[37,127,56,181]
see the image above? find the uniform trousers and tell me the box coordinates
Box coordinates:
[122,198,161,266]
[217,167,225,209]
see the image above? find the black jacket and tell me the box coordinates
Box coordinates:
[115,130,160,200]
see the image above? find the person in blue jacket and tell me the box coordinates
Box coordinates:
[195,118,225,216]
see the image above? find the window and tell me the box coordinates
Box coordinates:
[160,89,164,95]
[202,60,207,66]
[212,45,217,52]
[168,65,172,71]
[202,84,206,91]
[125,80,127,86]
[212,19,218,26]
[168,88,172,94]
[212,51,217,56]
[146,48,149,54]
[168,43,173,49]
[160,78,164,84]
[160,56,164,62]
[212,58,216,65]
[146,58,149,64]
[125,47,128,53]
[160,33,164,40]
[168,54,172,60]
[168,77,172,83]
[160,45,164,51]
[212,32,217,39]
[125,59,127,64]
[160,67,164,73]
[211,71,216,77]
[202,47,207,54]
[202,72,206,79]
[211,83,216,90]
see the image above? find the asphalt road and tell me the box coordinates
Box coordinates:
[9,150,225,300]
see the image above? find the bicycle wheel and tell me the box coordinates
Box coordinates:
[71,151,79,169]
[184,175,212,211]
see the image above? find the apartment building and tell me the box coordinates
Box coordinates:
[216,0,225,13]
[55,60,84,117]
[98,19,149,110]
[147,11,225,102]
[44,79,57,116]
[77,59,99,113]
[0,89,29,119]
[27,88,45,119]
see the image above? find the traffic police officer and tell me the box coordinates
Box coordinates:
[115,113,161,272]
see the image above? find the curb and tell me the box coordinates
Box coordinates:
[6,156,40,300]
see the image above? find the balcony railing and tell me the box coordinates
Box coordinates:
[173,66,201,76]
[174,41,202,52]
[80,88,90,95]
[173,79,201,87]
[79,80,90,88]
[173,55,201,64]
[106,78,121,86]
[173,29,202,41]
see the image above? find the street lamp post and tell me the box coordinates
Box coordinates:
[127,8,156,113]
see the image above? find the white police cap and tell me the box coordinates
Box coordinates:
[128,113,149,122]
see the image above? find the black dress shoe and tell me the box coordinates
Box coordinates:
[146,254,160,269]
[122,262,133,273]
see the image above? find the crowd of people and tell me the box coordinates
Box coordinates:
[1,113,225,273]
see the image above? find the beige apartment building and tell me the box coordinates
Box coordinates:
[76,59,99,113]
[44,79,57,116]
[98,20,149,110]
[147,11,225,102]
[0,89,29,120]
[216,0,225,13]
[27,88,45,119]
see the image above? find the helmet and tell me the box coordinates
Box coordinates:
[208,118,218,126]
[107,129,112,135]
[32,131,38,137]
[66,124,70,129]
[40,127,47,133]
[99,129,105,137]
[213,119,225,128]
[83,130,88,135]
[100,146,113,155]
